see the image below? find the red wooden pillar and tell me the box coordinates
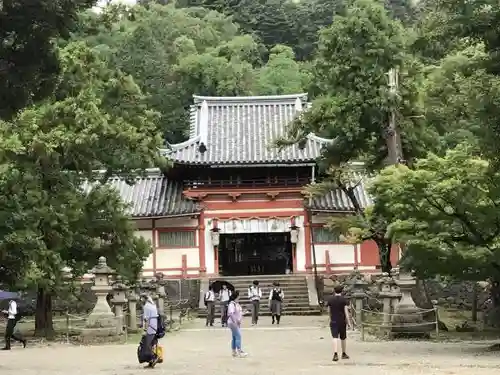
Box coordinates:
[152,219,157,274]
[198,211,206,276]
[304,211,312,273]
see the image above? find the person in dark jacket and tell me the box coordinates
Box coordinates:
[268,282,284,325]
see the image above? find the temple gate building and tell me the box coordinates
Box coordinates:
[109,93,399,279]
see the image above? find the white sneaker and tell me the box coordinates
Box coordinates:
[238,351,248,358]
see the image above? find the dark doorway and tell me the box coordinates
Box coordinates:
[218,233,292,276]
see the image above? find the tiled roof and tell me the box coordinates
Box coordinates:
[305,173,373,212]
[83,171,201,218]
[163,94,332,165]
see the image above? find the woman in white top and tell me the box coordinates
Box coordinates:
[1,299,26,350]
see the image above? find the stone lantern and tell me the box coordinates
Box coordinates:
[127,287,139,332]
[85,256,116,328]
[350,274,369,325]
[155,273,167,316]
[391,272,433,337]
[111,275,129,332]
[377,272,400,326]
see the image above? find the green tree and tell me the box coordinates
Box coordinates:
[74,3,309,143]
[254,45,309,95]
[0,42,163,336]
[0,0,97,120]
[278,0,428,272]
[370,146,500,282]
[75,4,263,142]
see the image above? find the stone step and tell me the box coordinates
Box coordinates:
[202,275,317,317]
[198,307,321,317]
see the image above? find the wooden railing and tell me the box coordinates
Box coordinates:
[185,176,310,189]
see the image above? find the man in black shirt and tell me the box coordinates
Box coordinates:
[325,285,351,361]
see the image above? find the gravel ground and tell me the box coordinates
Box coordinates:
[1,316,499,375]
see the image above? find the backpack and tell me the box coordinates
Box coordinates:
[272,288,282,302]
[155,315,166,339]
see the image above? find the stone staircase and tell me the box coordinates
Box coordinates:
[198,275,321,318]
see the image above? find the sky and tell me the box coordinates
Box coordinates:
[94,0,137,12]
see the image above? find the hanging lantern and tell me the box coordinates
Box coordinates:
[211,227,220,246]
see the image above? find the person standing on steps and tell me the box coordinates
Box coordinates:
[1,298,26,350]
[268,281,284,325]
[227,290,247,357]
[219,284,232,327]
[204,284,216,327]
[248,280,262,326]
[325,284,351,362]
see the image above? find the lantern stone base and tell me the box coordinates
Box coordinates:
[390,273,434,339]
[85,312,117,329]
[80,326,122,344]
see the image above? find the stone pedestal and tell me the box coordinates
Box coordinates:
[391,272,434,338]
[127,289,139,332]
[81,257,120,342]
[111,276,128,334]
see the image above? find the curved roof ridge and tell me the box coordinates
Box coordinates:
[164,135,201,151]
[193,93,308,103]
[306,133,335,144]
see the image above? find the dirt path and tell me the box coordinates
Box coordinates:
[1,316,499,375]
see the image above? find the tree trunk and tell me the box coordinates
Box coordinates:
[472,282,478,322]
[34,287,54,338]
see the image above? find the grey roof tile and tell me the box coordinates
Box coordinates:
[164,94,331,165]
[306,173,373,212]
[83,172,201,218]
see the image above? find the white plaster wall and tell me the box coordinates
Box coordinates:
[311,214,331,224]
[133,219,153,229]
[314,244,355,265]
[155,248,199,270]
[155,217,198,228]
[134,230,154,272]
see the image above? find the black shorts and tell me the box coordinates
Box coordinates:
[330,322,347,340]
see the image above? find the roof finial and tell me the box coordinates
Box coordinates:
[294,97,303,112]
[199,100,209,152]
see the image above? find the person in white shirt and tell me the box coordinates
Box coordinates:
[204,284,216,327]
[1,299,26,350]
[219,284,232,327]
[268,281,284,325]
[248,280,262,325]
